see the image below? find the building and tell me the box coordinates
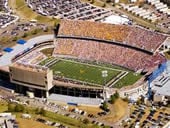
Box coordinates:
[9,62,53,98]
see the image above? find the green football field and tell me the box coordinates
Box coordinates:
[50,60,121,85]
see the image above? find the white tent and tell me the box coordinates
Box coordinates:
[102,15,129,25]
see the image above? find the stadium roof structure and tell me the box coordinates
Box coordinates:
[152,79,170,97]
[0,34,54,67]
[17,39,26,45]
[151,72,170,97]
[163,37,170,48]
[3,47,13,52]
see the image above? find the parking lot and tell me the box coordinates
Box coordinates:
[122,104,170,128]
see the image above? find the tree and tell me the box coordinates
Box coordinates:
[102,3,106,7]
[39,108,46,116]
[136,99,142,105]
[8,103,15,112]
[32,29,38,35]
[110,95,116,104]
[90,0,94,4]
[22,33,28,38]
[83,118,90,124]
[106,0,111,3]
[110,91,119,104]
[26,100,30,105]
[114,91,119,99]
[102,102,108,111]
[12,36,18,41]
[15,104,25,112]
[35,108,41,114]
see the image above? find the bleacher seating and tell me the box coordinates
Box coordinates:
[58,20,167,52]
[54,38,166,71]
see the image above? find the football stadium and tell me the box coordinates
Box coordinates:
[0,20,169,105]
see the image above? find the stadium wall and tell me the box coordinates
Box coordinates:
[9,64,53,97]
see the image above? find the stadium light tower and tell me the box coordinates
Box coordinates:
[102,70,108,101]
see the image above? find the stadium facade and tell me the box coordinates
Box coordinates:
[9,63,53,98]
[0,20,169,104]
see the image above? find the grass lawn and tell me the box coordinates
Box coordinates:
[0,102,99,128]
[39,57,55,66]
[40,57,141,88]
[69,106,103,115]
[0,101,8,112]
[50,59,121,85]
[114,72,142,88]
[17,118,54,128]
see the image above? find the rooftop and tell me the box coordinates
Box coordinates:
[0,34,54,67]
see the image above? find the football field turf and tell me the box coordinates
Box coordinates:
[50,60,121,85]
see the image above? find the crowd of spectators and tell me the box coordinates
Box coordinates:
[17,51,46,65]
[58,20,167,52]
[26,0,112,21]
[54,38,166,72]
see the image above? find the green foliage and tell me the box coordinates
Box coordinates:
[114,91,119,99]
[114,72,142,88]
[32,29,38,35]
[136,99,142,105]
[90,0,94,4]
[44,111,86,127]
[103,126,111,128]
[39,108,46,116]
[110,95,116,104]
[15,104,25,112]
[7,103,15,112]
[102,102,108,111]
[106,0,111,3]
[22,33,28,38]
[12,36,18,41]
[110,91,119,104]
[8,103,25,112]
[35,108,46,116]
[26,100,30,105]
[83,118,90,124]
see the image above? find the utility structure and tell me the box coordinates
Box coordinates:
[102,70,108,101]
[147,62,167,99]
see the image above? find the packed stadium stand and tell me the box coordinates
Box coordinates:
[54,38,166,72]
[58,20,167,52]
[26,0,112,21]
